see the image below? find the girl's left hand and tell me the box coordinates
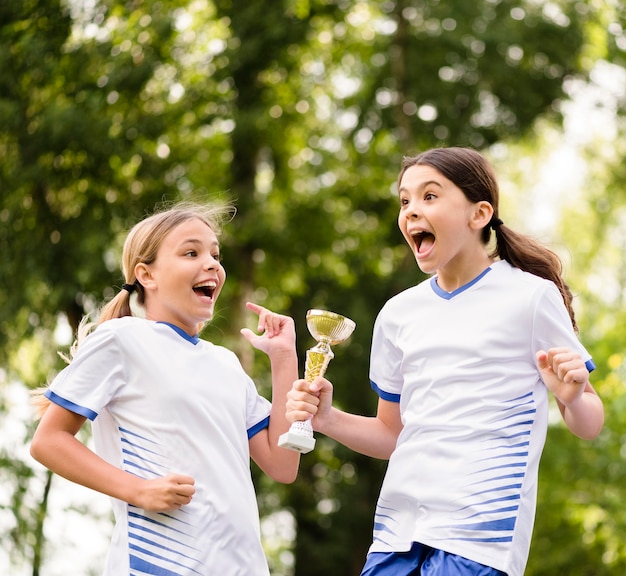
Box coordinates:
[536,347,589,406]
[240,302,296,354]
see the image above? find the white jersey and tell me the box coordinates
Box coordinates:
[369,260,593,576]
[46,317,272,576]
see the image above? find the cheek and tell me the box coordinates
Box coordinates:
[398,213,412,237]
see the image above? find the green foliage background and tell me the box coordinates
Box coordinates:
[1,0,625,574]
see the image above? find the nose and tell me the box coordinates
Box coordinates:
[403,197,421,219]
[204,254,221,270]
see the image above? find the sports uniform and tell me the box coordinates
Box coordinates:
[367,260,594,576]
[45,317,272,576]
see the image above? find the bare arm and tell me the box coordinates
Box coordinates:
[241,302,300,483]
[30,404,195,511]
[287,376,403,460]
[537,348,604,440]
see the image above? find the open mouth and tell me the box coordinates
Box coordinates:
[412,231,435,254]
[193,282,217,299]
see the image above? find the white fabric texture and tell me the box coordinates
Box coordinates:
[46,317,272,576]
[368,260,592,576]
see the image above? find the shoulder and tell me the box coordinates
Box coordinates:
[374,280,430,334]
[198,338,245,366]
[490,260,555,292]
[382,279,430,310]
[198,338,232,356]
[84,318,182,352]
[91,316,152,340]
[489,261,568,321]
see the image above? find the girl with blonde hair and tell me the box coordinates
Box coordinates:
[31,202,300,575]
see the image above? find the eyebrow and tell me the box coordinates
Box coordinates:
[398,179,444,193]
[179,238,220,249]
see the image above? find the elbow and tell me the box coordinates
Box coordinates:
[573,413,604,441]
[264,458,300,484]
[582,417,605,441]
[281,470,299,485]
[29,434,45,464]
[268,467,299,485]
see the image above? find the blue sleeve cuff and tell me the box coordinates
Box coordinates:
[44,389,98,421]
[247,415,270,439]
[370,380,400,403]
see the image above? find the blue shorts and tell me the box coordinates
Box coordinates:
[360,542,507,576]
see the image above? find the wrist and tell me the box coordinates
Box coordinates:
[556,381,589,408]
[316,406,339,436]
[269,348,298,363]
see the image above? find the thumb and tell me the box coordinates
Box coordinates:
[240,328,255,343]
[536,350,549,371]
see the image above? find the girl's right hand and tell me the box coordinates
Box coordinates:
[135,473,195,512]
[286,376,333,431]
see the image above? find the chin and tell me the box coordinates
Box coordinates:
[415,259,435,275]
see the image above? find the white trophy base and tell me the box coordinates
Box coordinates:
[278,431,316,454]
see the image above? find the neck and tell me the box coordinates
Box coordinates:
[436,255,494,293]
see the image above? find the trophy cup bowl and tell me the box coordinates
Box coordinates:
[278,309,356,454]
[306,309,357,346]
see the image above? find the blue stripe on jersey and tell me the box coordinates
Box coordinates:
[119,428,168,478]
[442,392,536,543]
[130,533,198,560]
[371,380,400,402]
[372,391,536,547]
[129,545,203,575]
[372,500,399,545]
[128,509,203,575]
[44,389,98,420]
[128,510,193,533]
[120,426,161,445]
[128,521,200,551]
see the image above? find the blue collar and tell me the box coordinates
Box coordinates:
[157,322,200,345]
[430,266,492,300]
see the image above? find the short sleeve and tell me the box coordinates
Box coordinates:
[45,324,126,420]
[244,376,272,439]
[532,282,594,372]
[369,308,403,402]
[213,348,272,439]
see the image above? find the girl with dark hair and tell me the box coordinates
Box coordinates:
[286,147,603,576]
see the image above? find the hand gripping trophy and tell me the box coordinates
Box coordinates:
[278,309,356,454]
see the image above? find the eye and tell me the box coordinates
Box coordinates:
[185,250,198,257]
[424,192,436,201]
[212,252,222,262]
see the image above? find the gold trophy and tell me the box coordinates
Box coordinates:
[278,309,356,454]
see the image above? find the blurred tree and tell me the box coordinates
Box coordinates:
[526,132,626,574]
[535,75,626,571]
[485,44,626,570]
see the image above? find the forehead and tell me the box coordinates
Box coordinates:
[399,164,449,191]
[162,217,218,247]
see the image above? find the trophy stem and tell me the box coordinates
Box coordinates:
[304,342,333,382]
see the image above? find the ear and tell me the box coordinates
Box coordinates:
[470,201,494,230]
[134,262,156,290]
